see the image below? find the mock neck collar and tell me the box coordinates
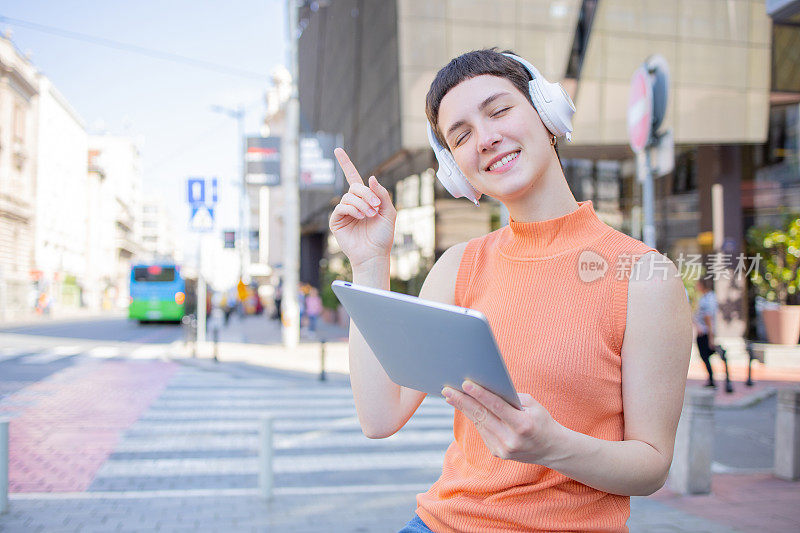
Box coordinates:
[498,200,610,259]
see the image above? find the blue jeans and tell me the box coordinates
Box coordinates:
[398,514,433,532]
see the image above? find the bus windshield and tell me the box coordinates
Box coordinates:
[133,266,176,282]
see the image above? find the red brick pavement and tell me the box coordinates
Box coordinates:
[665,358,800,530]
[651,474,800,531]
[6,359,178,492]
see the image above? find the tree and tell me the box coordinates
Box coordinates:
[746,215,800,306]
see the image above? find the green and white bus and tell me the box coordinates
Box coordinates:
[128,264,186,322]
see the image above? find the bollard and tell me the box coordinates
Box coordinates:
[182,315,190,347]
[191,316,198,358]
[669,387,715,495]
[213,326,219,363]
[319,340,326,382]
[259,416,273,500]
[1,418,9,514]
[774,387,800,481]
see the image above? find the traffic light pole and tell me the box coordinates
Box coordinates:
[237,106,249,284]
[210,104,248,283]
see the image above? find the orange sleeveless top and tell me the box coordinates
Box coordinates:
[416,201,656,532]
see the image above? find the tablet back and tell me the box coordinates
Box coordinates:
[331,280,520,409]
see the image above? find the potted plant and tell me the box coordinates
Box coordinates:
[746,215,800,344]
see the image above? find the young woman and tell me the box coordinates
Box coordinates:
[329,49,692,533]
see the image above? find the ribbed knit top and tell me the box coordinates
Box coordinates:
[416,201,656,533]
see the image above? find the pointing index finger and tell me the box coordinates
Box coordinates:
[334,147,363,186]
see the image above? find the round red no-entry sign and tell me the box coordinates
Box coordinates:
[627,67,652,153]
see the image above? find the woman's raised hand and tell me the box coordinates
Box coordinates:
[329,148,397,269]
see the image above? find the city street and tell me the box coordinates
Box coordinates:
[0,316,184,345]
[1,1,799,531]
[0,314,797,531]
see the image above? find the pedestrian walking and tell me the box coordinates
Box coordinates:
[209,292,224,359]
[298,283,307,328]
[272,280,283,321]
[304,287,323,333]
[329,49,692,532]
[694,276,722,388]
[222,293,234,325]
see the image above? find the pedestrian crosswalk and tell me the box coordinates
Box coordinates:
[89,366,454,494]
[0,343,174,364]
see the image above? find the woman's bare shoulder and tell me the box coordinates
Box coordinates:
[419,242,469,305]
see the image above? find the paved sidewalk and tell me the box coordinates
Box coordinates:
[211,313,349,345]
[651,473,800,532]
[1,315,799,531]
[686,350,800,408]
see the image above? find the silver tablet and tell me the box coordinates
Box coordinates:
[331,280,521,409]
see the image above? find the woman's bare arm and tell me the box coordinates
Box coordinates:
[441,252,692,496]
[349,242,467,438]
[542,252,692,495]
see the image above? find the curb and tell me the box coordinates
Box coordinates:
[715,387,777,410]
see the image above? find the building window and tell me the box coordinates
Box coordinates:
[772,23,800,93]
[672,149,698,194]
[13,103,25,143]
[565,0,598,79]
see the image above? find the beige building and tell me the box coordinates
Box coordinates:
[252,67,292,281]
[140,194,177,263]
[33,75,89,312]
[0,35,38,318]
[86,136,143,309]
[298,0,800,339]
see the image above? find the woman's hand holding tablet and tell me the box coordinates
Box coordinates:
[331,280,522,410]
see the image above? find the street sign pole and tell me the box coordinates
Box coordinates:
[628,65,655,249]
[629,56,669,250]
[197,236,206,344]
[642,150,656,249]
[186,177,217,346]
[282,0,300,349]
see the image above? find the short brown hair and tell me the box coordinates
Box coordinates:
[425,48,533,149]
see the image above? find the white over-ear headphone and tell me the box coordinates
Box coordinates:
[427,53,576,205]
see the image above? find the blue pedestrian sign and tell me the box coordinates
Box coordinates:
[190,204,215,232]
[187,177,218,206]
[187,178,205,204]
[186,177,218,232]
[210,177,218,203]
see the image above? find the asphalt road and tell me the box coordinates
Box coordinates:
[0,316,184,344]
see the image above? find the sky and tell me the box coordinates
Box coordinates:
[2,0,287,263]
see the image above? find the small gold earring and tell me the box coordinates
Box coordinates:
[550,135,557,146]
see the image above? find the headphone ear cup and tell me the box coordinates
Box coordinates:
[503,52,575,140]
[427,122,481,204]
[437,149,480,203]
[528,79,562,138]
[528,79,575,140]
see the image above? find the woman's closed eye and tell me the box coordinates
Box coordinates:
[491,107,511,117]
[454,130,470,147]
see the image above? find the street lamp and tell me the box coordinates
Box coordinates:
[210,104,248,282]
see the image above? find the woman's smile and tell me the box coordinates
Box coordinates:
[484,150,521,173]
